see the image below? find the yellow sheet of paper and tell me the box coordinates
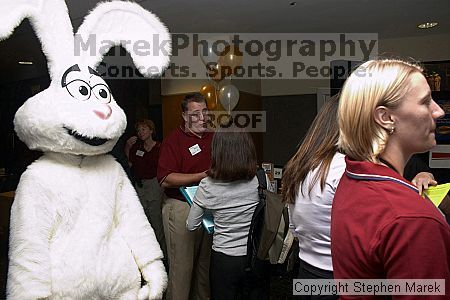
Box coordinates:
[424,183,450,207]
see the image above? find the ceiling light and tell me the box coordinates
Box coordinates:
[417,22,438,29]
[18,61,33,65]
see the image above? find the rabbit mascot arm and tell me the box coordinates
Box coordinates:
[1,0,171,299]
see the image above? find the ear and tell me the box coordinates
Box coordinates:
[76,1,171,77]
[0,0,75,80]
[374,106,395,131]
[182,111,188,123]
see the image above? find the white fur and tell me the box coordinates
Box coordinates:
[14,70,127,155]
[4,0,171,299]
[0,0,76,80]
[8,154,166,299]
[0,0,40,38]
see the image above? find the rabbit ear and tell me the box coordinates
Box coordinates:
[0,0,75,80]
[76,1,171,77]
[0,0,40,38]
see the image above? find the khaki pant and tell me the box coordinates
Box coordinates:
[162,197,212,300]
[135,178,167,258]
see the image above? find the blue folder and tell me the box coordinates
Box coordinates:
[180,186,214,234]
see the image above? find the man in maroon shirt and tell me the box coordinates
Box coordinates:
[157,93,213,300]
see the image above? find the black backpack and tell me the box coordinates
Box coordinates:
[245,168,293,277]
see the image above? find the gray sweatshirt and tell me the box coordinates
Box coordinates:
[186,176,259,256]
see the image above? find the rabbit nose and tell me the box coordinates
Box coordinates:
[94,105,112,120]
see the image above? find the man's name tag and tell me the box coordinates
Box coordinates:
[136,150,145,157]
[189,144,201,156]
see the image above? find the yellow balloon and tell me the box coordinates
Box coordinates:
[200,84,218,110]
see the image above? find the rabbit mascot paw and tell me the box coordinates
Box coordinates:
[0,0,171,299]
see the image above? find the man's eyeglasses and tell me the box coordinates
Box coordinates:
[185,109,210,121]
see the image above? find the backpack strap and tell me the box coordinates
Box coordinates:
[245,168,267,272]
[256,167,267,199]
[256,168,267,189]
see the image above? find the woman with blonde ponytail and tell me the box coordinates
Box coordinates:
[331,59,449,297]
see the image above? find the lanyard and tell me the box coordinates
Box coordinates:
[378,157,400,174]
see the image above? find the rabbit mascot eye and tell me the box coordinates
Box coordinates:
[1,0,171,299]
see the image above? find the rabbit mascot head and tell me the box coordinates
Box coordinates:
[1,0,171,299]
[0,0,170,155]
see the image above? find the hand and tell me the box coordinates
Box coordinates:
[124,136,138,160]
[138,260,167,300]
[198,170,208,181]
[411,172,437,196]
[126,136,138,148]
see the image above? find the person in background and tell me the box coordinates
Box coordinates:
[332,59,449,298]
[186,129,267,300]
[282,94,343,300]
[124,119,166,258]
[157,92,213,300]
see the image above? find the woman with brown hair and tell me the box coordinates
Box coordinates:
[282,94,343,299]
[124,119,166,257]
[186,129,266,300]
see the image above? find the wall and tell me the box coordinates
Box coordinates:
[259,33,450,97]
[161,78,261,96]
[378,33,450,62]
[162,33,450,98]
[162,79,209,96]
[261,94,317,165]
[261,79,329,97]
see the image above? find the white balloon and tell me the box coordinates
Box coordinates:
[199,42,218,66]
[198,36,229,67]
[219,84,239,111]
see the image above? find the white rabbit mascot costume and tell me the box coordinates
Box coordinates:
[0,0,171,299]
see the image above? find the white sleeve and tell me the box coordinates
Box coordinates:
[116,170,163,267]
[116,169,168,298]
[7,173,55,299]
[330,154,346,193]
[186,202,205,231]
[186,179,208,231]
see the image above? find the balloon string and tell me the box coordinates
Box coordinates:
[214,81,219,111]
[229,76,232,113]
[228,94,230,113]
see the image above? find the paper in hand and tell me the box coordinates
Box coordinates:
[424,183,450,207]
